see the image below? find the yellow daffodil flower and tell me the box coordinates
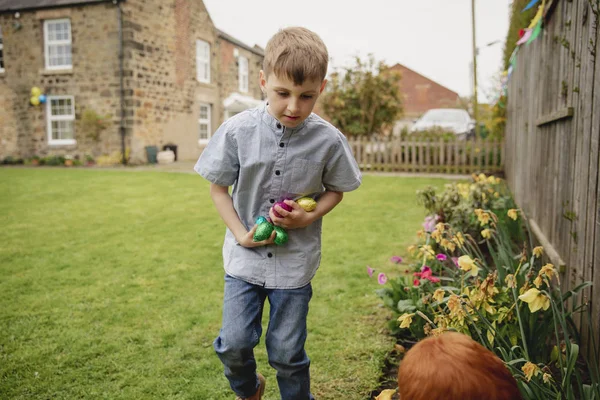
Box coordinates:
[507,209,518,220]
[522,361,541,381]
[533,246,544,258]
[539,263,556,280]
[442,238,456,252]
[518,288,550,313]
[533,275,543,288]
[505,274,516,289]
[481,229,492,239]
[375,389,397,400]
[433,288,445,303]
[398,313,415,329]
[543,373,553,384]
[458,255,479,277]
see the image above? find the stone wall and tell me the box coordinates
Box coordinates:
[121,0,219,162]
[0,4,122,160]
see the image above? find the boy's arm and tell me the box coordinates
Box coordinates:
[210,183,275,247]
[269,190,343,229]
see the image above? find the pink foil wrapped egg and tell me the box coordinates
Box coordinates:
[273,201,292,218]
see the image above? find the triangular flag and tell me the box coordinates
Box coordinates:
[517,29,533,45]
[509,47,519,68]
[528,0,545,29]
[522,0,540,12]
[527,19,543,44]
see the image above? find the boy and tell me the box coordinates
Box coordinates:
[194,27,362,400]
[397,332,522,400]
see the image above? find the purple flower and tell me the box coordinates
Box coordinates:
[378,273,388,285]
[390,256,403,264]
[367,265,374,277]
[436,254,447,261]
[422,214,439,233]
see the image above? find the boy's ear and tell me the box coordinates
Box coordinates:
[259,70,267,92]
[319,79,328,94]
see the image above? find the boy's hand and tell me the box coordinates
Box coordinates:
[269,199,315,229]
[237,224,276,248]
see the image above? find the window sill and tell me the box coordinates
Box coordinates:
[198,139,210,146]
[49,140,77,146]
[40,68,73,76]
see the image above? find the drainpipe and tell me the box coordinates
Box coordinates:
[116,0,126,165]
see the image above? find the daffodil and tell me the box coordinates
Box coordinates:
[441,239,456,252]
[375,389,396,400]
[542,372,553,384]
[505,274,516,288]
[533,275,543,288]
[507,209,518,220]
[539,263,556,280]
[522,361,540,381]
[518,288,550,313]
[481,229,492,239]
[475,209,491,225]
[452,232,465,248]
[398,313,415,329]
[433,288,445,303]
[533,246,544,258]
[458,255,479,277]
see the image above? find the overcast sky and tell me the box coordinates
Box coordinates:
[203,0,513,103]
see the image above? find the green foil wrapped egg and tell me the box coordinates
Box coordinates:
[297,197,317,212]
[253,221,274,242]
[273,226,288,246]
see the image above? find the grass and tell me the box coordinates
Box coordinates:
[0,168,453,399]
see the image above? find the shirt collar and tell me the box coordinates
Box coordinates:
[260,103,309,133]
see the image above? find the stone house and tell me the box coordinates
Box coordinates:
[0,0,264,163]
[389,63,460,132]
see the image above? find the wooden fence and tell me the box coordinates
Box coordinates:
[505,0,600,362]
[347,137,504,174]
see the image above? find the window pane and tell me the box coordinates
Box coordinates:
[199,124,208,139]
[200,105,208,119]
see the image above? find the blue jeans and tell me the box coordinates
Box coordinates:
[214,274,315,400]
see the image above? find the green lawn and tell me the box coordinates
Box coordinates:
[0,168,451,399]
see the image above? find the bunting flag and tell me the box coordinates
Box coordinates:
[516,29,533,45]
[522,0,540,12]
[509,47,519,68]
[528,0,545,29]
[526,19,543,44]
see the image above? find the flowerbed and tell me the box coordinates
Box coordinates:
[370,174,600,399]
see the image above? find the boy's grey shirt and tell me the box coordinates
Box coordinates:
[195,104,362,289]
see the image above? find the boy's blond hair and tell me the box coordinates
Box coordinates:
[263,27,328,85]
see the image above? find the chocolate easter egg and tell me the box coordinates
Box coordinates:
[255,216,268,225]
[253,221,274,242]
[273,201,293,218]
[297,197,317,212]
[274,226,288,246]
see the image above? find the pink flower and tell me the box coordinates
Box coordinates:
[423,214,440,233]
[413,265,440,283]
[378,273,388,285]
[451,257,459,267]
[367,265,374,277]
[413,279,420,287]
[390,256,403,264]
[436,254,447,261]
[428,276,441,283]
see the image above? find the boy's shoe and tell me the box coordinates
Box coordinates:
[235,373,265,400]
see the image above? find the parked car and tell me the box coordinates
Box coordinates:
[410,108,476,140]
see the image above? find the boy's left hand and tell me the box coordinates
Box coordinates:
[269,199,314,229]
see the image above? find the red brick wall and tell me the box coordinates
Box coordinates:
[390,63,460,118]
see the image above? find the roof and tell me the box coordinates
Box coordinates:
[0,0,116,13]
[390,63,459,97]
[216,28,264,57]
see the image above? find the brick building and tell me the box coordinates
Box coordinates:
[0,0,264,163]
[389,63,460,132]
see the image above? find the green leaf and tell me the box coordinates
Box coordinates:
[397,299,417,313]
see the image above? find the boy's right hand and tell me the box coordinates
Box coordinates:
[236,224,276,248]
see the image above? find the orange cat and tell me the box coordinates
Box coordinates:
[398,332,522,400]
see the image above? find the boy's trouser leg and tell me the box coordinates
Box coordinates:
[214,274,266,398]
[266,283,315,400]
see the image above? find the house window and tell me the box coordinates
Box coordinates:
[47,96,76,145]
[196,40,210,83]
[198,103,212,143]
[44,19,72,70]
[0,26,4,72]
[238,56,248,93]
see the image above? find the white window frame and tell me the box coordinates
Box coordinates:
[47,95,76,145]
[196,40,210,83]
[0,25,5,73]
[198,103,212,144]
[44,18,73,70]
[238,55,248,93]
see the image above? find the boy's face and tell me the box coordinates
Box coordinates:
[260,71,327,128]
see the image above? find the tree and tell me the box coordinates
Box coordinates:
[320,55,403,136]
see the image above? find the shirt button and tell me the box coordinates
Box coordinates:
[267,252,273,258]
[276,123,282,129]
[279,143,285,148]
[275,170,280,176]
[270,199,275,204]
